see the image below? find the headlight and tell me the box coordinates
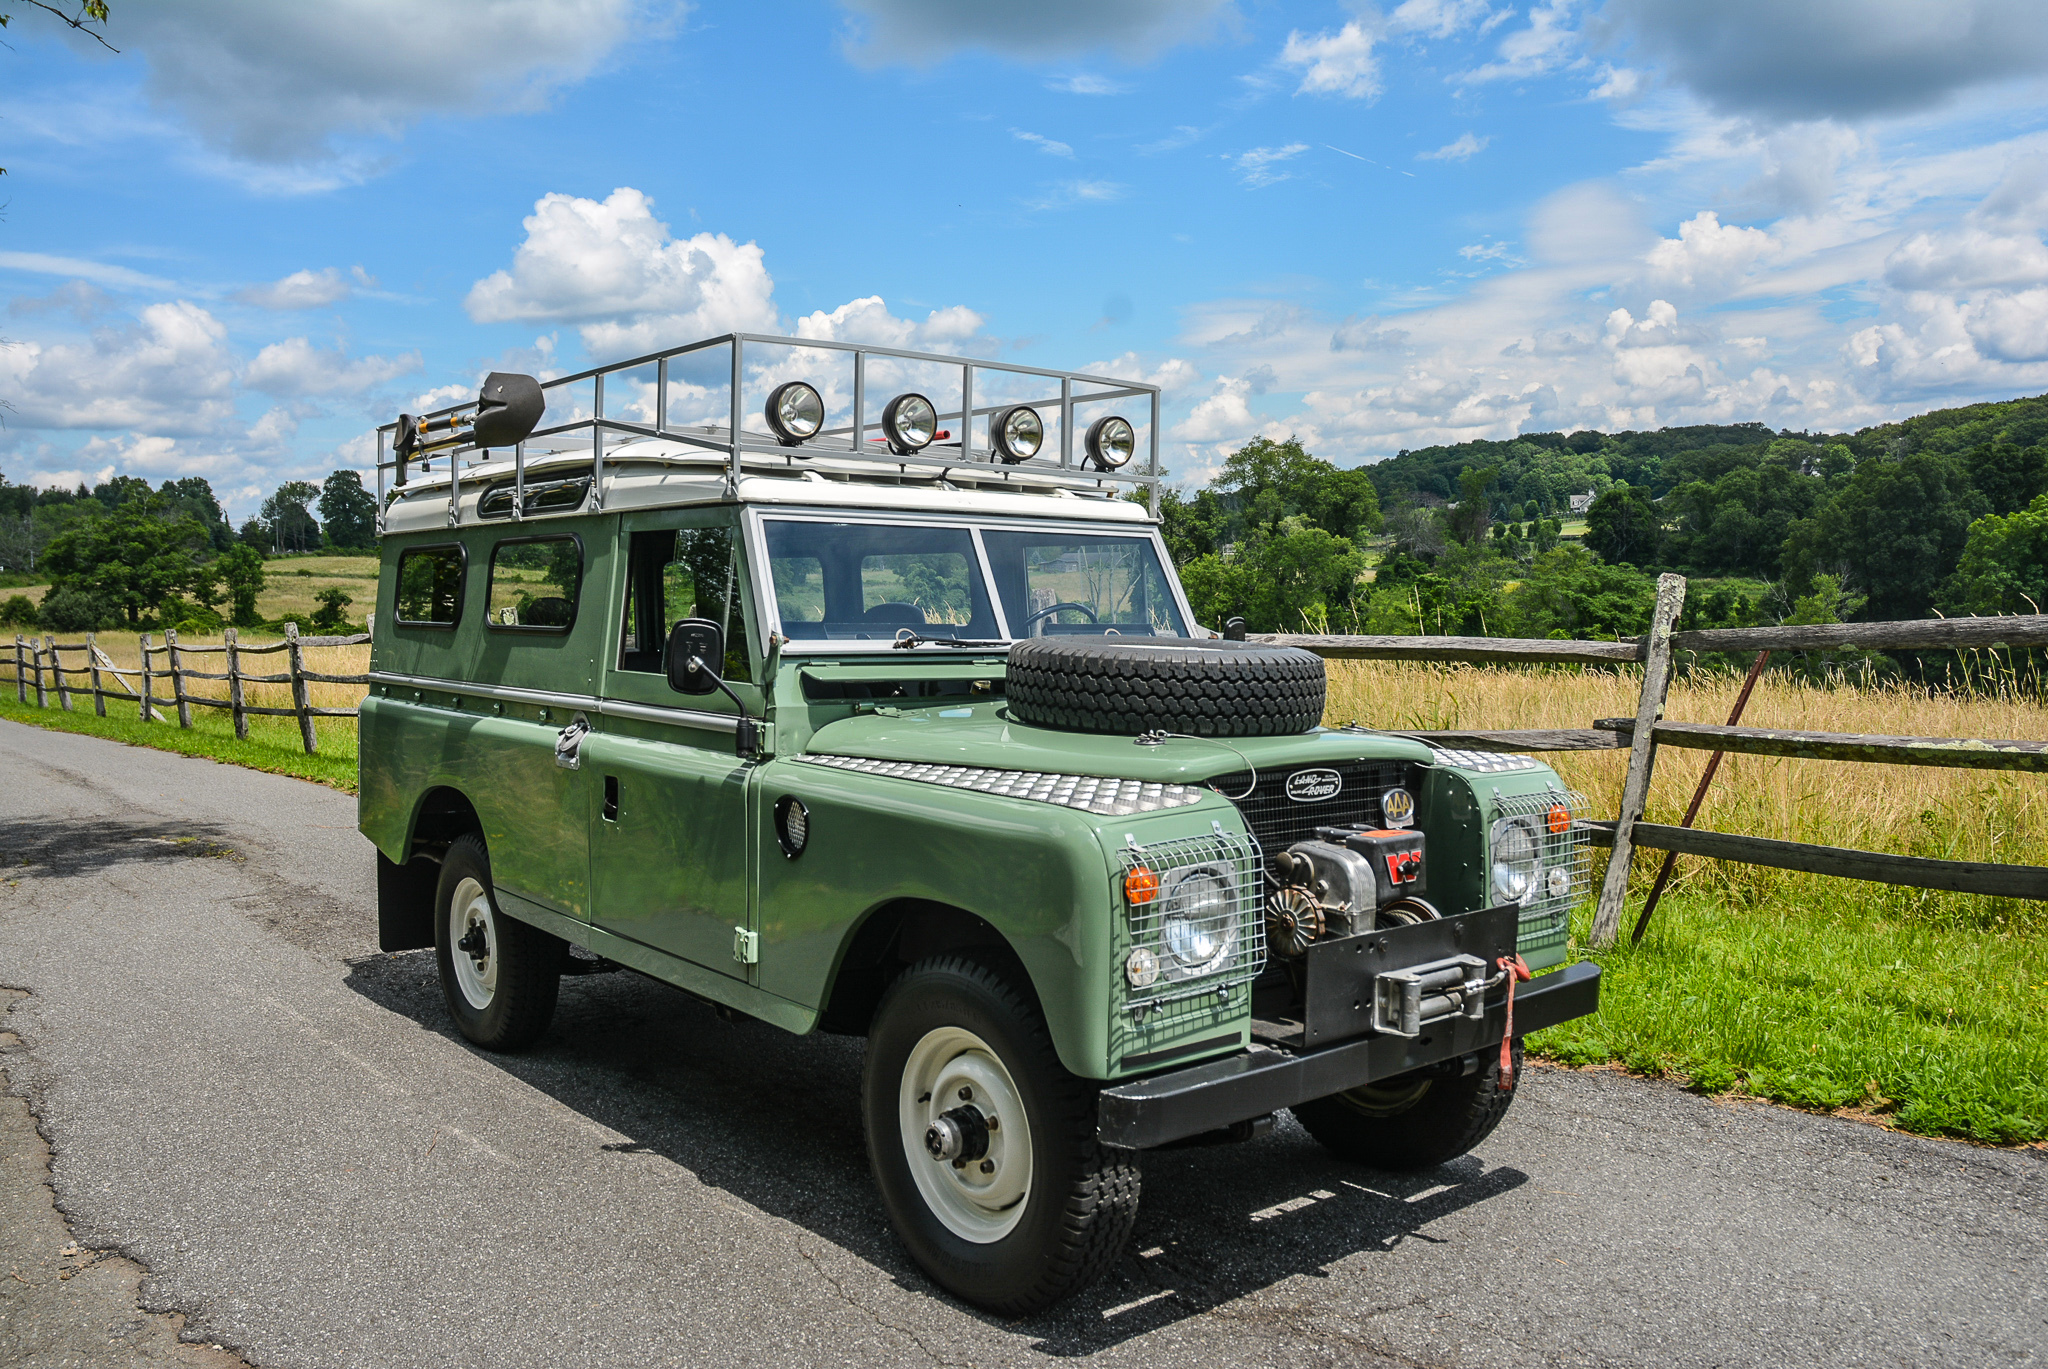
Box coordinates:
[1085,414,1135,469]
[764,381,824,446]
[882,392,938,454]
[1158,866,1237,978]
[990,405,1043,463]
[1490,817,1539,904]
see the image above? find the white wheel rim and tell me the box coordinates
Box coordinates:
[899,1026,1032,1243]
[448,875,497,1011]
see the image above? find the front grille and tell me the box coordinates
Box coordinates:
[1213,760,1422,853]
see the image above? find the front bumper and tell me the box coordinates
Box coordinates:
[1097,960,1600,1149]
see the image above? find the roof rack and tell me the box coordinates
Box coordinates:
[374,332,1162,532]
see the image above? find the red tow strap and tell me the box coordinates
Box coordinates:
[1496,955,1531,1090]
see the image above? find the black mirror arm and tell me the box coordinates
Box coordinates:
[688,655,755,720]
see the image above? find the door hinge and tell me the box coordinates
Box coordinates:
[733,927,759,965]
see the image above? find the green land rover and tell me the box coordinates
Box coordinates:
[360,334,1601,1314]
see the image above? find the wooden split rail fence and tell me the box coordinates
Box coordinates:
[6,624,371,755]
[1257,575,2048,948]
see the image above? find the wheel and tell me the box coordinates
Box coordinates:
[863,957,1140,1315]
[433,833,564,1051]
[1004,638,1326,737]
[1291,1038,1524,1170]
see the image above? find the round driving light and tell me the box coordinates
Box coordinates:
[990,405,1044,464]
[1085,414,1136,469]
[1125,947,1160,990]
[774,796,809,858]
[1546,866,1573,900]
[764,381,824,446]
[882,392,938,454]
[1124,866,1160,905]
[1491,819,1539,904]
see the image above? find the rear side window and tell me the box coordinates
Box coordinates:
[394,545,465,626]
[488,536,582,631]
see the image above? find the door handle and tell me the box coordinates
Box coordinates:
[602,774,619,823]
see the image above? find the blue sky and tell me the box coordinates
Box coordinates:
[3,0,2048,521]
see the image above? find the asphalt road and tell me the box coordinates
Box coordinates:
[0,719,2042,1369]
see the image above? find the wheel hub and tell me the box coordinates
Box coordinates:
[899,1026,1032,1243]
[924,1104,991,1164]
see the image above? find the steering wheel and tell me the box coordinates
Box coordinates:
[1022,601,1098,636]
[863,602,926,625]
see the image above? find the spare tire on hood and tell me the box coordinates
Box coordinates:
[1005,637,1326,738]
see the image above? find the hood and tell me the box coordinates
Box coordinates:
[802,701,1437,785]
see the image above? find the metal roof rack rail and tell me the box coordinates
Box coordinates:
[374,332,1162,532]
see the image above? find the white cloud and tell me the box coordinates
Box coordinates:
[233,265,376,310]
[464,187,776,359]
[119,0,651,167]
[1884,227,2048,291]
[1023,179,1127,210]
[1645,211,1778,291]
[1047,73,1131,95]
[0,252,177,293]
[1236,144,1309,187]
[1013,129,1075,158]
[1279,21,1382,100]
[1459,0,1580,84]
[0,301,236,434]
[244,337,422,397]
[836,0,1234,66]
[1417,132,1489,162]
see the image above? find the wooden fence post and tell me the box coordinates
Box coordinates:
[46,635,70,711]
[167,628,192,729]
[225,626,248,740]
[31,638,45,708]
[139,634,153,722]
[87,632,105,717]
[1590,572,1688,948]
[13,635,25,704]
[286,621,317,754]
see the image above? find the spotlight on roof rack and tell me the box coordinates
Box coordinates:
[882,392,938,455]
[990,405,1044,464]
[765,381,824,447]
[1085,414,1136,470]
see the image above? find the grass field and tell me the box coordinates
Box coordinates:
[0,550,380,628]
[1326,658,2048,1144]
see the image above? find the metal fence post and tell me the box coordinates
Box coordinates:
[46,635,69,710]
[139,634,153,722]
[87,632,105,717]
[167,629,192,729]
[1591,572,1688,948]
[286,621,317,754]
[225,626,248,740]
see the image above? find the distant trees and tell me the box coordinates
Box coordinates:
[1583,485,1661,567]
[38,491,210,628]
[1780,451,1983,621]
[261,481,322,554]
[1942,493,2048,616]
[318,471,378,550]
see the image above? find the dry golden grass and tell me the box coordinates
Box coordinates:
[1325,658,2048,931]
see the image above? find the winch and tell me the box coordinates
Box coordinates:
[1265,824,1432,957]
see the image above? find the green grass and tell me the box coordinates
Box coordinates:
[1531,891,2048,1145]
[0,696,358,792]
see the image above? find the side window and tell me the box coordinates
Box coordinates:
[487,536,582,631]
[618,526,754,683]
[394,545,465,626]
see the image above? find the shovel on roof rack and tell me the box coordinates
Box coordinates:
[392,372,545,486]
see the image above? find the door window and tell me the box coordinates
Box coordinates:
[487,536,582,630]
[394,545,465,626]
[618,526,754,682]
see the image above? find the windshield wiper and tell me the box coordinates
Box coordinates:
[892,630,1010,650]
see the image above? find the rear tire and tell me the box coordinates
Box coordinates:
[434,833,563,1051]
[1292,1039,1523,1170]
[863,956,1140,1315]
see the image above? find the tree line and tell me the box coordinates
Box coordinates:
[0,469,377,635]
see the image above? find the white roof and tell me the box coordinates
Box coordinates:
[381,438,1156,536]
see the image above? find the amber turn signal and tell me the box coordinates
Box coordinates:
[1547,804,1571,835]
[1124,866,1160,904]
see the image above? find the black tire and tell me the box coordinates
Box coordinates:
[863,957,1140,1315]
[433,833,563,1051]
[1291,1039,1524,1170]
[1005,638,1326,738]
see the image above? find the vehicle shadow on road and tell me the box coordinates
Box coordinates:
[342,951,1529,1356]
[0,817,240,877]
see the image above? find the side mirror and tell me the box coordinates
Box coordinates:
[665,617,726,696]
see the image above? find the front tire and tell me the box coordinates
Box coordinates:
[863,957,1140,1315]
[433,833,563,1051]
[1292,1039,1524,1170]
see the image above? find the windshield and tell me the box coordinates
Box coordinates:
[761,517,1186,645]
